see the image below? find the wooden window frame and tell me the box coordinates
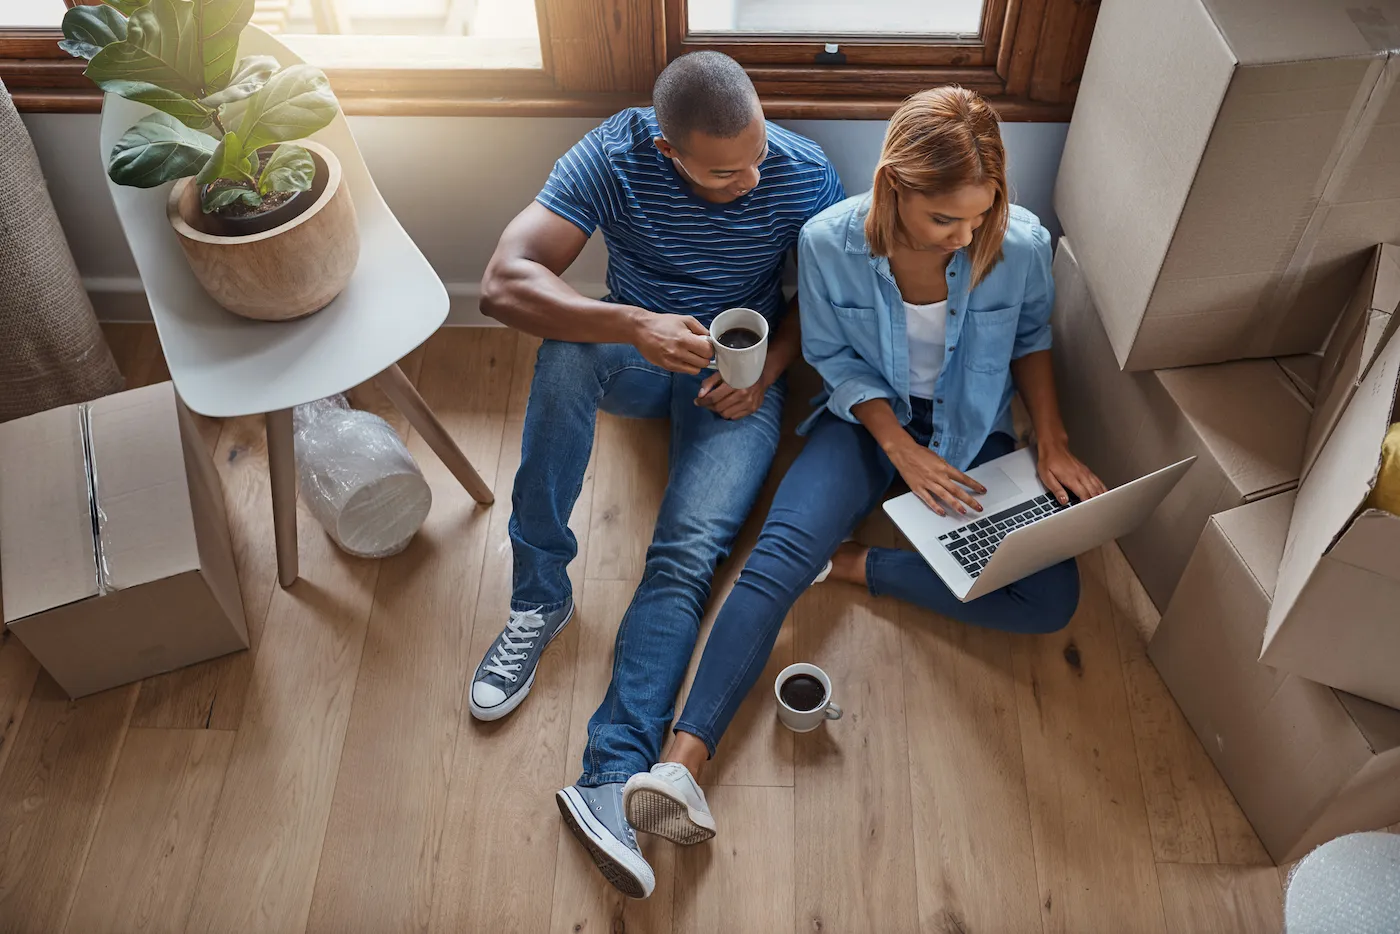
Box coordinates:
[2,0,1095,118]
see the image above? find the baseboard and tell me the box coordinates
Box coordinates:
[84,278,610,325]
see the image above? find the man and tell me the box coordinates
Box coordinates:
[470,51,844,898]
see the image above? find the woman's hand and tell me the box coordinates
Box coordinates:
[1036,439,1107,505]
[695,373,768,420]
[888,440,987,516]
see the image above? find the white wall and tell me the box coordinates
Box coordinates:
[22,113,1067,322]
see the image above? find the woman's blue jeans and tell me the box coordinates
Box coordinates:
[672,402,1081,756]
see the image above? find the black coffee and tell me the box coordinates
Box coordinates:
[779,674,826,711]
[717,327,762,350]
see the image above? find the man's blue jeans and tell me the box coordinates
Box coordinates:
[673,403,1081,756]
[509,339,785,786]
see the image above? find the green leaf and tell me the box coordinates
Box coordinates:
[103,0,149,14]
[195,130,256,186]
[237,64,338,151]
[257,143,314,196]
[196,0,254,92]
[202,185,261,213]
[59,5,127,60]
[98,80,215,130]
[107,112,218,187]
[86,0,204,100]
[199,54,276,108]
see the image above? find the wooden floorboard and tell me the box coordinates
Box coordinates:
[181,508,382,933]
[900,601,1042,934]
[0,326,1335,932]
[306,329,513,934]
[1102,545,1270,866]
[65,729,235,934]
[1156,863,1283,934]
[793,585,920,934]
[1013,549,1167,934]
[673,785,795,934]
[0,678,137,934]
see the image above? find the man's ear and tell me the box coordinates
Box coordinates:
[654,136,680,159]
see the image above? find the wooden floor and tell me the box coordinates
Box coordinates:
[0,324,1295,934]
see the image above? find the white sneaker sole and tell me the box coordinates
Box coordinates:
[623,775,717,846]
[556,787,656,899]
[469,604,575,722]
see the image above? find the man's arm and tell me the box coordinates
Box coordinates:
[481,203,713,372]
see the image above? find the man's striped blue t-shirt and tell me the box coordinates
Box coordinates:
[536,107,845,325]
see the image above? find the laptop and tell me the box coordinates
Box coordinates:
[883,448,1194,602]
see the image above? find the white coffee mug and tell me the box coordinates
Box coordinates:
[774,662,843,733]
[709,307,769,389]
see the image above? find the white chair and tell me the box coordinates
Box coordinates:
[100,25,493,588]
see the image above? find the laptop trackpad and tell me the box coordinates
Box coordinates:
[970,465,1028,511]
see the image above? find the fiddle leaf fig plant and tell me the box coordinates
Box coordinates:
[61,0,339,215]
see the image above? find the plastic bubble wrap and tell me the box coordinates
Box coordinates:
[1284,831,1400,933]
[293,394,432,558]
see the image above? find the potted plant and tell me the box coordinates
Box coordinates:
[60,0,359,321]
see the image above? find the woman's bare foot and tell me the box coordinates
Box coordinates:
[827,542,870,587]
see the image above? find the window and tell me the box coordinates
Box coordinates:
[688,0,985,39]
[2,0,1097,117]
[256,0,542,70]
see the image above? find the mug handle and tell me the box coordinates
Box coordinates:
[825,703,843,721]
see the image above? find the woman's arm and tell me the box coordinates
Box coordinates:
[852,398,986,516]
[1012,350,1106,503]
[798,232,900,419]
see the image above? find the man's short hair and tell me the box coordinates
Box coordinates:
[653,51,759,147]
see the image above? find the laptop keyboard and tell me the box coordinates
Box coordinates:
[936,492,1079,579]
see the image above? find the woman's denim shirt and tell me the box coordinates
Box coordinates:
[797,193,1055,471]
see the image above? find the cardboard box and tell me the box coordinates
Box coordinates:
[1052,239,1311,609]
[0,382,247,698]
[1149,493,1400,865]
[1056,0,1400,371]
[1277,354,1323,408]
[1260,321,1400,708]
[1302,244,1400,477]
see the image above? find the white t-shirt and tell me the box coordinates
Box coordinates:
[905,299,949,399]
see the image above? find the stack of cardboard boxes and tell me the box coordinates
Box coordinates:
[1052,0,1400,862]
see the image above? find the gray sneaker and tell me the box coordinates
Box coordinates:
[556,783,656,899]
[469,600,574,721]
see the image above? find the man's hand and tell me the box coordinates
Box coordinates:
[632,311,713,374]
[695,373,769,420]
[888,440,987,516]
[1036,439,1107,505]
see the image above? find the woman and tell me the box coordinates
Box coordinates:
[620,87,1105,844]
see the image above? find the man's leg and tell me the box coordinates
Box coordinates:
[577,373,787,786]
[471,339,670,721]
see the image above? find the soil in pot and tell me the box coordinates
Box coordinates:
[195,147,331,238]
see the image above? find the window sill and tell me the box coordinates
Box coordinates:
[7,85,1071,121]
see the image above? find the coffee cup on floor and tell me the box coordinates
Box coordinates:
[709,307,769,390]
[774,662,842,733]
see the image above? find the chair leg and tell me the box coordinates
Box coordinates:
[266,408,300,587]
[376,362,495,505]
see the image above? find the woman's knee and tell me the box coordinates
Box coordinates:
[1022,558,1081,634]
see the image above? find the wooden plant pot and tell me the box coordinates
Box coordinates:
[167,139,359,322]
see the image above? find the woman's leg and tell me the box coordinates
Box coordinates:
[830,431,1081,635]
[669,413,899,762]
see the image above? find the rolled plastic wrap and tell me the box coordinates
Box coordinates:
[293,395,432,558]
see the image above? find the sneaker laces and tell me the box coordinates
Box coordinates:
[483,607,548,682]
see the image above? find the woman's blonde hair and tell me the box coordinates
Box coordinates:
[866,86,1009,286]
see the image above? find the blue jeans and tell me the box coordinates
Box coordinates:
[673,401,1080,755]
[509,339,786,785]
